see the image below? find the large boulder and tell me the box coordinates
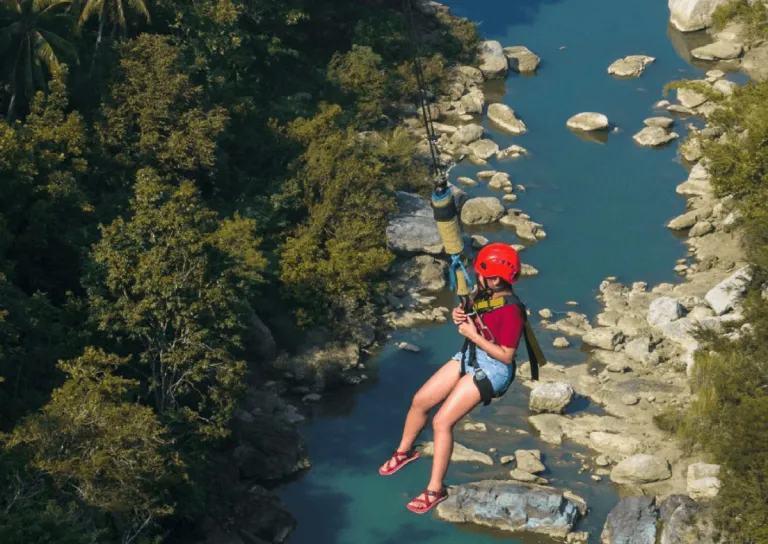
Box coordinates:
[669,0,732,32]
[479,40,508,79]
[449,123,484,145]
[515,449,546,474]
[230,415,311,482]
[601,497,658,544]
[686,463,721,500]
[677,88,708,109]
[391,255,447,293]
[487,103,528,135]
[742,44,768,82]
[610,454,672,484]
[608,55,655,78]
[529,382,575,414]
[582,328,624,350]
[461,197,505,225]
[633,126,679,147]
[658,495,720,544]
[503,45,541,72]
[386,191,443,255]
[691,41,744,60]
[468,139,500,160]
[567,112,609,132]
[705,267,751,315]
[435,481,582,539]
[648,297,684,327]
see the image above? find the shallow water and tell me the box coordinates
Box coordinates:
[278,1,735,542]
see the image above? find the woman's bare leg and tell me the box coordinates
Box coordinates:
[379,359,461,473]
[408,374,481,509]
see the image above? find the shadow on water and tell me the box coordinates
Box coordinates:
[447,0,567,37]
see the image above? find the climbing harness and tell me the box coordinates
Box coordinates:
[401,0,474,307]
[459,292,547,406]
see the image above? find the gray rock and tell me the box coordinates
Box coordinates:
[610,454,672,484]
[450,123,484,145]
[712,79,738,96]
[461,90,485,114]
[644,116,674,128]
[487,103,528,135]
[435,481,581,539]
[705,267,751,315]
[659,495,720,544]
[621,394,640,405]
[601,497,658,544]
[677,88,708,109]
[529,382,575,414]
[386,192,444,255]
[391,255,447,293]
[590,432,640,456]
[633,126,679,147]
[608,55,655,78]
[421,441,493,465]
[231,415,311,482]
[567,112,609,131]
[500,455,515,464]
[461,197,505,225]
[742,43,768,82]
[503,45,541,72]
[669,0,732,32]
[509,468,540,482]
[479,40,509,79]
[515,449,546,473]
[689,220,714,237]
[397,342,421,353]
[457,176,478,187]
[667,207,711,230]
[583,328,624,350]
[681,137,704,162]
[488,172,512,190]
[624,337,659,365]
[648,297,684,327]
[468,139,500,160]
[692,41,744,60]
[687,463,721,500]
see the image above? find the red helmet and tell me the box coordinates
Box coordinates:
[474,243,520,284]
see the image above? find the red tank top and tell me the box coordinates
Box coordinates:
[477,303,525,349]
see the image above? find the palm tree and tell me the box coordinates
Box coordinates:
[0,0,77,121]
[78,0,150,65]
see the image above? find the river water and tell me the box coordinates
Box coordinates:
[277,1,732,542]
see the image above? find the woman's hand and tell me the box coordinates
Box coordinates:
[458,317,479,340]
[452,305,468,325]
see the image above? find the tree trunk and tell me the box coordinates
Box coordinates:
[90,7,106,74]
[6,91,17,122]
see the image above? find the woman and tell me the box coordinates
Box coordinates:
[378,243,526,514]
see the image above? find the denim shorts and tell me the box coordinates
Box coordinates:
[453,348,515,395]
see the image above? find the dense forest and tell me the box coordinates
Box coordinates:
[0,0,477,542]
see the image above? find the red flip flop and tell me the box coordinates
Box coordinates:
[378,449,420,476]
[406,488,448,514]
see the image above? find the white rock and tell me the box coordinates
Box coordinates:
[460,197,506,225]
[508,468,539,482]
[515,449,546,473]
[503,46,541,72]
[529,382,575,414]
[624,337,659,365]
[457,176,478,187]
[677,88,708,109]
[607,55,655,78]
[421,441,493,465]
[462,421,488,432]
[643,117,674,129]
[692,41,744,60]
[687,463,721,500]
[669,0,733,32]
[648,297,684,326]
[397,342,421,353]
[479,40,509,79]
[488,172,512,190]
[487,103,528,135]
[689,221,714,237]
[705,267,751,315]
[610,454,672,484]
[713,79,739,96]
[468,139,500,160]
[450,123,484,145]
[553,337,570,349]
[589,432,640,456]
[706,69,725,80]
[583,328,624,350]
[567,112,609,132]
[659,318,700,350]
[539,308,553,319]
[633,126,679,147]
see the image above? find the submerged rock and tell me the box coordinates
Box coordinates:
[692,41,743,60]
[435,481,582,539]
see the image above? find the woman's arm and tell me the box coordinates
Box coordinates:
[458,320,516,364]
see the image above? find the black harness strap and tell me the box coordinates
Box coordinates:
[459,294,546,405]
